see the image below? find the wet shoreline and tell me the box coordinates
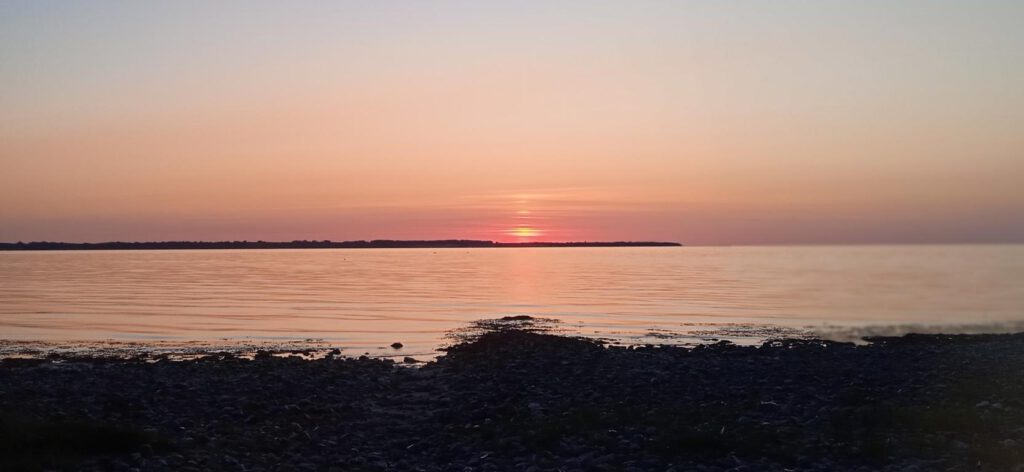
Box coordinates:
[0,321,815,363]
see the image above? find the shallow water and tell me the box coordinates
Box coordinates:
[1,245,1022,356]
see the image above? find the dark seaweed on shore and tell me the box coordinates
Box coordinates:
[444,315,565,345]
[2,324,1024,471]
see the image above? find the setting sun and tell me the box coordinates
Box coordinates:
[507,227,542,238]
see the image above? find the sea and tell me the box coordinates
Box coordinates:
[1,245,1022,358]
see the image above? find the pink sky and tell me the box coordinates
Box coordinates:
[2,2,1023,245]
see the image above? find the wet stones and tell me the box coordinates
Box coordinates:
[3,331,1024,471]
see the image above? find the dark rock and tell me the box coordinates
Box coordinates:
[4,330,1024,471]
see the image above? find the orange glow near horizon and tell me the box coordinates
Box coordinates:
[1,3,1022,245]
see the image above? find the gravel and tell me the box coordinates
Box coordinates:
[2,330,1023,471]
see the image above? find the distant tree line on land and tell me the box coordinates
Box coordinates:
[0,240,682,251]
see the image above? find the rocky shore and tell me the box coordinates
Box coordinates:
[3,328,1023,471]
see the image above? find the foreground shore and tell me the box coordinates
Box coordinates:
[3,330,1023,471]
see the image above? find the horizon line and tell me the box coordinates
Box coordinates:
[0,239,684,250]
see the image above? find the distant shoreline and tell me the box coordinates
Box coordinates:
[0,240,682,251]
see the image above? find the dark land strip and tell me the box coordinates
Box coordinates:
[0,240,681,251]
[2,326,1023,471]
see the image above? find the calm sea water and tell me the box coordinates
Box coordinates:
[1,246,1022,356]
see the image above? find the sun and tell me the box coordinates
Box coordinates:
[507,226,541,238]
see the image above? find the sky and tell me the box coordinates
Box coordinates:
[1,1,1022,245]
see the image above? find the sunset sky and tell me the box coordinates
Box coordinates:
[2,1,1022,245]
